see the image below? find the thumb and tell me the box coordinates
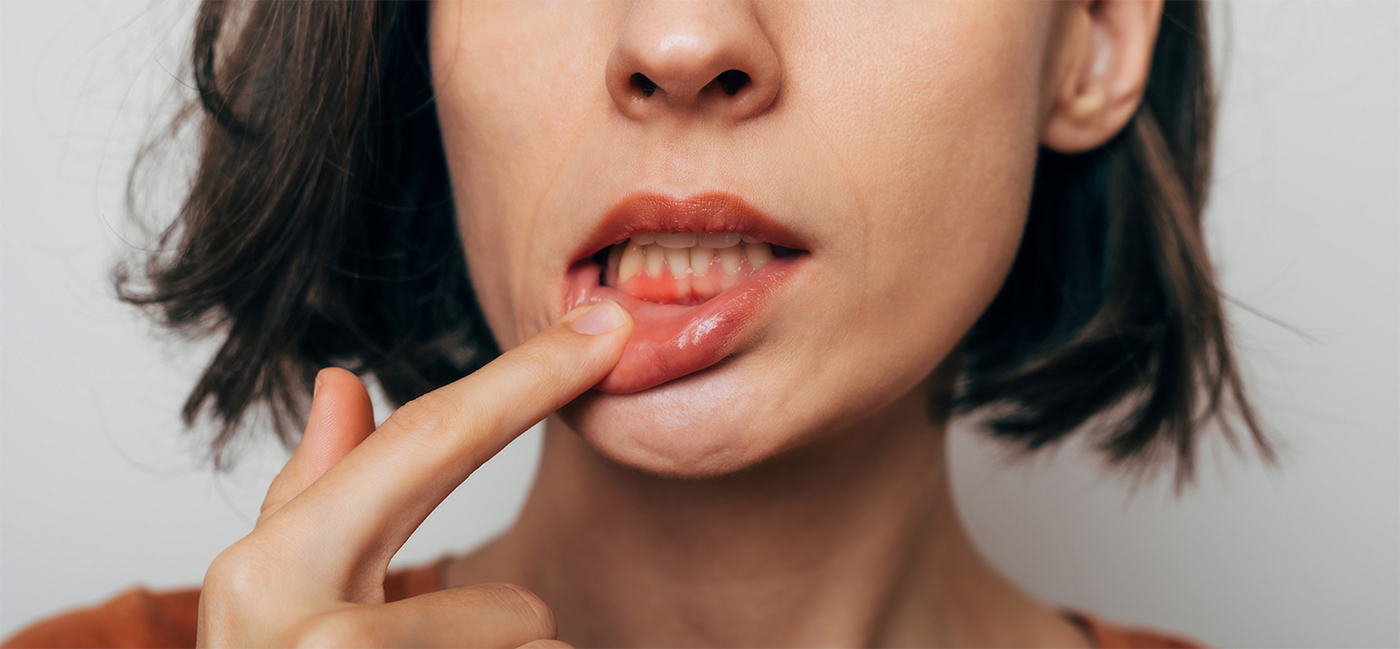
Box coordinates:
[260,368,376,522]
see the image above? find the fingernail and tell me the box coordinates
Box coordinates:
[313,376,322,398]
[570,300,627,335]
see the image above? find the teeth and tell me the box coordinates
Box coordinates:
[697,233,741,249]
[745,242,773,270]
[630,233,754,249]
[717,245,742,275]
[664,246,690,279]
[613,234,786,286]
[644,243,665,277]
[690,246,713,277]
[618,241,645,283]
[654,233,698,249]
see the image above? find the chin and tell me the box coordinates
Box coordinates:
[554,359,811,479]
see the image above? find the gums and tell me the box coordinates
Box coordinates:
[600,240,771,306]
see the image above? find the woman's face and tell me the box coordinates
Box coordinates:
[431,1,1064,476]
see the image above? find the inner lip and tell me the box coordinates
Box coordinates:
[587,233,807,307]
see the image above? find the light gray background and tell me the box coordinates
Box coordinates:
[2,1,1396,646]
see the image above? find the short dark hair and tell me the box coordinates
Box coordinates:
[117,0,1270,483]
[957,3,1272,485]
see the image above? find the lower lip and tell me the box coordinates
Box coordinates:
[564,255,804,393]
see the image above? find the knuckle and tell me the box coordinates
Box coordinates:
[518,641,574,649]
[509,342,564,385]
[481,582,557,639]
[292,609,381,649]
[384,394,466,442]
[203,542,273,603]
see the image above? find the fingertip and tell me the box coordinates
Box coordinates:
[304,368,376,450]
[267,368,376,515]
[310,367,350,412]
[567,300,631,336]
[315,367,364,393]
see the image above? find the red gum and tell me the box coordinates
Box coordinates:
[604,244,756,307]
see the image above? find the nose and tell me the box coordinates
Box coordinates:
[606,0,781,122]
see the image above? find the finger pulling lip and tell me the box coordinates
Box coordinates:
[562,193,810,393]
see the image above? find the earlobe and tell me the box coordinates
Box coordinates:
[1042,0,1164,154]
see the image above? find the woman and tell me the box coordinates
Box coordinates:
[5,0,1269,646]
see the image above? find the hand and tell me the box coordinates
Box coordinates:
[197,301,633,648]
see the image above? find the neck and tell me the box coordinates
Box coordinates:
[448,386,1083,647]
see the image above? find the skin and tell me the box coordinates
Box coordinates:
[197,1,1163,646]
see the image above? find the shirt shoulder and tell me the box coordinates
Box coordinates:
[1,558,448,649]
[1,587,199,649]
[1067,610,1210,648]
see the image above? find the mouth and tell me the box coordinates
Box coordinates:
[564,193,810,393]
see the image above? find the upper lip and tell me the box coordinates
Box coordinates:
[570,192,808,267]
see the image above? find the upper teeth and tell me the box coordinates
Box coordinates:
[616,235,773,283]
[654,233,696,248]
[698,233,741,248]
[631,232,753,249]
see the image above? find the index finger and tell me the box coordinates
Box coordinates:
[266,300,632,596]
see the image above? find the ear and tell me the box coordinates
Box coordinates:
[1042,0,1164,154]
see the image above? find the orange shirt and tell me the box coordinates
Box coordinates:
[3,559,1204,648]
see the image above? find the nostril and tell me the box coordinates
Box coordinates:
[625,70,753,101]
[631,73,659,97]
[714,70,750,96]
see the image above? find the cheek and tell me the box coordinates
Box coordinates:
[431,2,616,347]
[761,4,1045,408]
[795,3,1043,341]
